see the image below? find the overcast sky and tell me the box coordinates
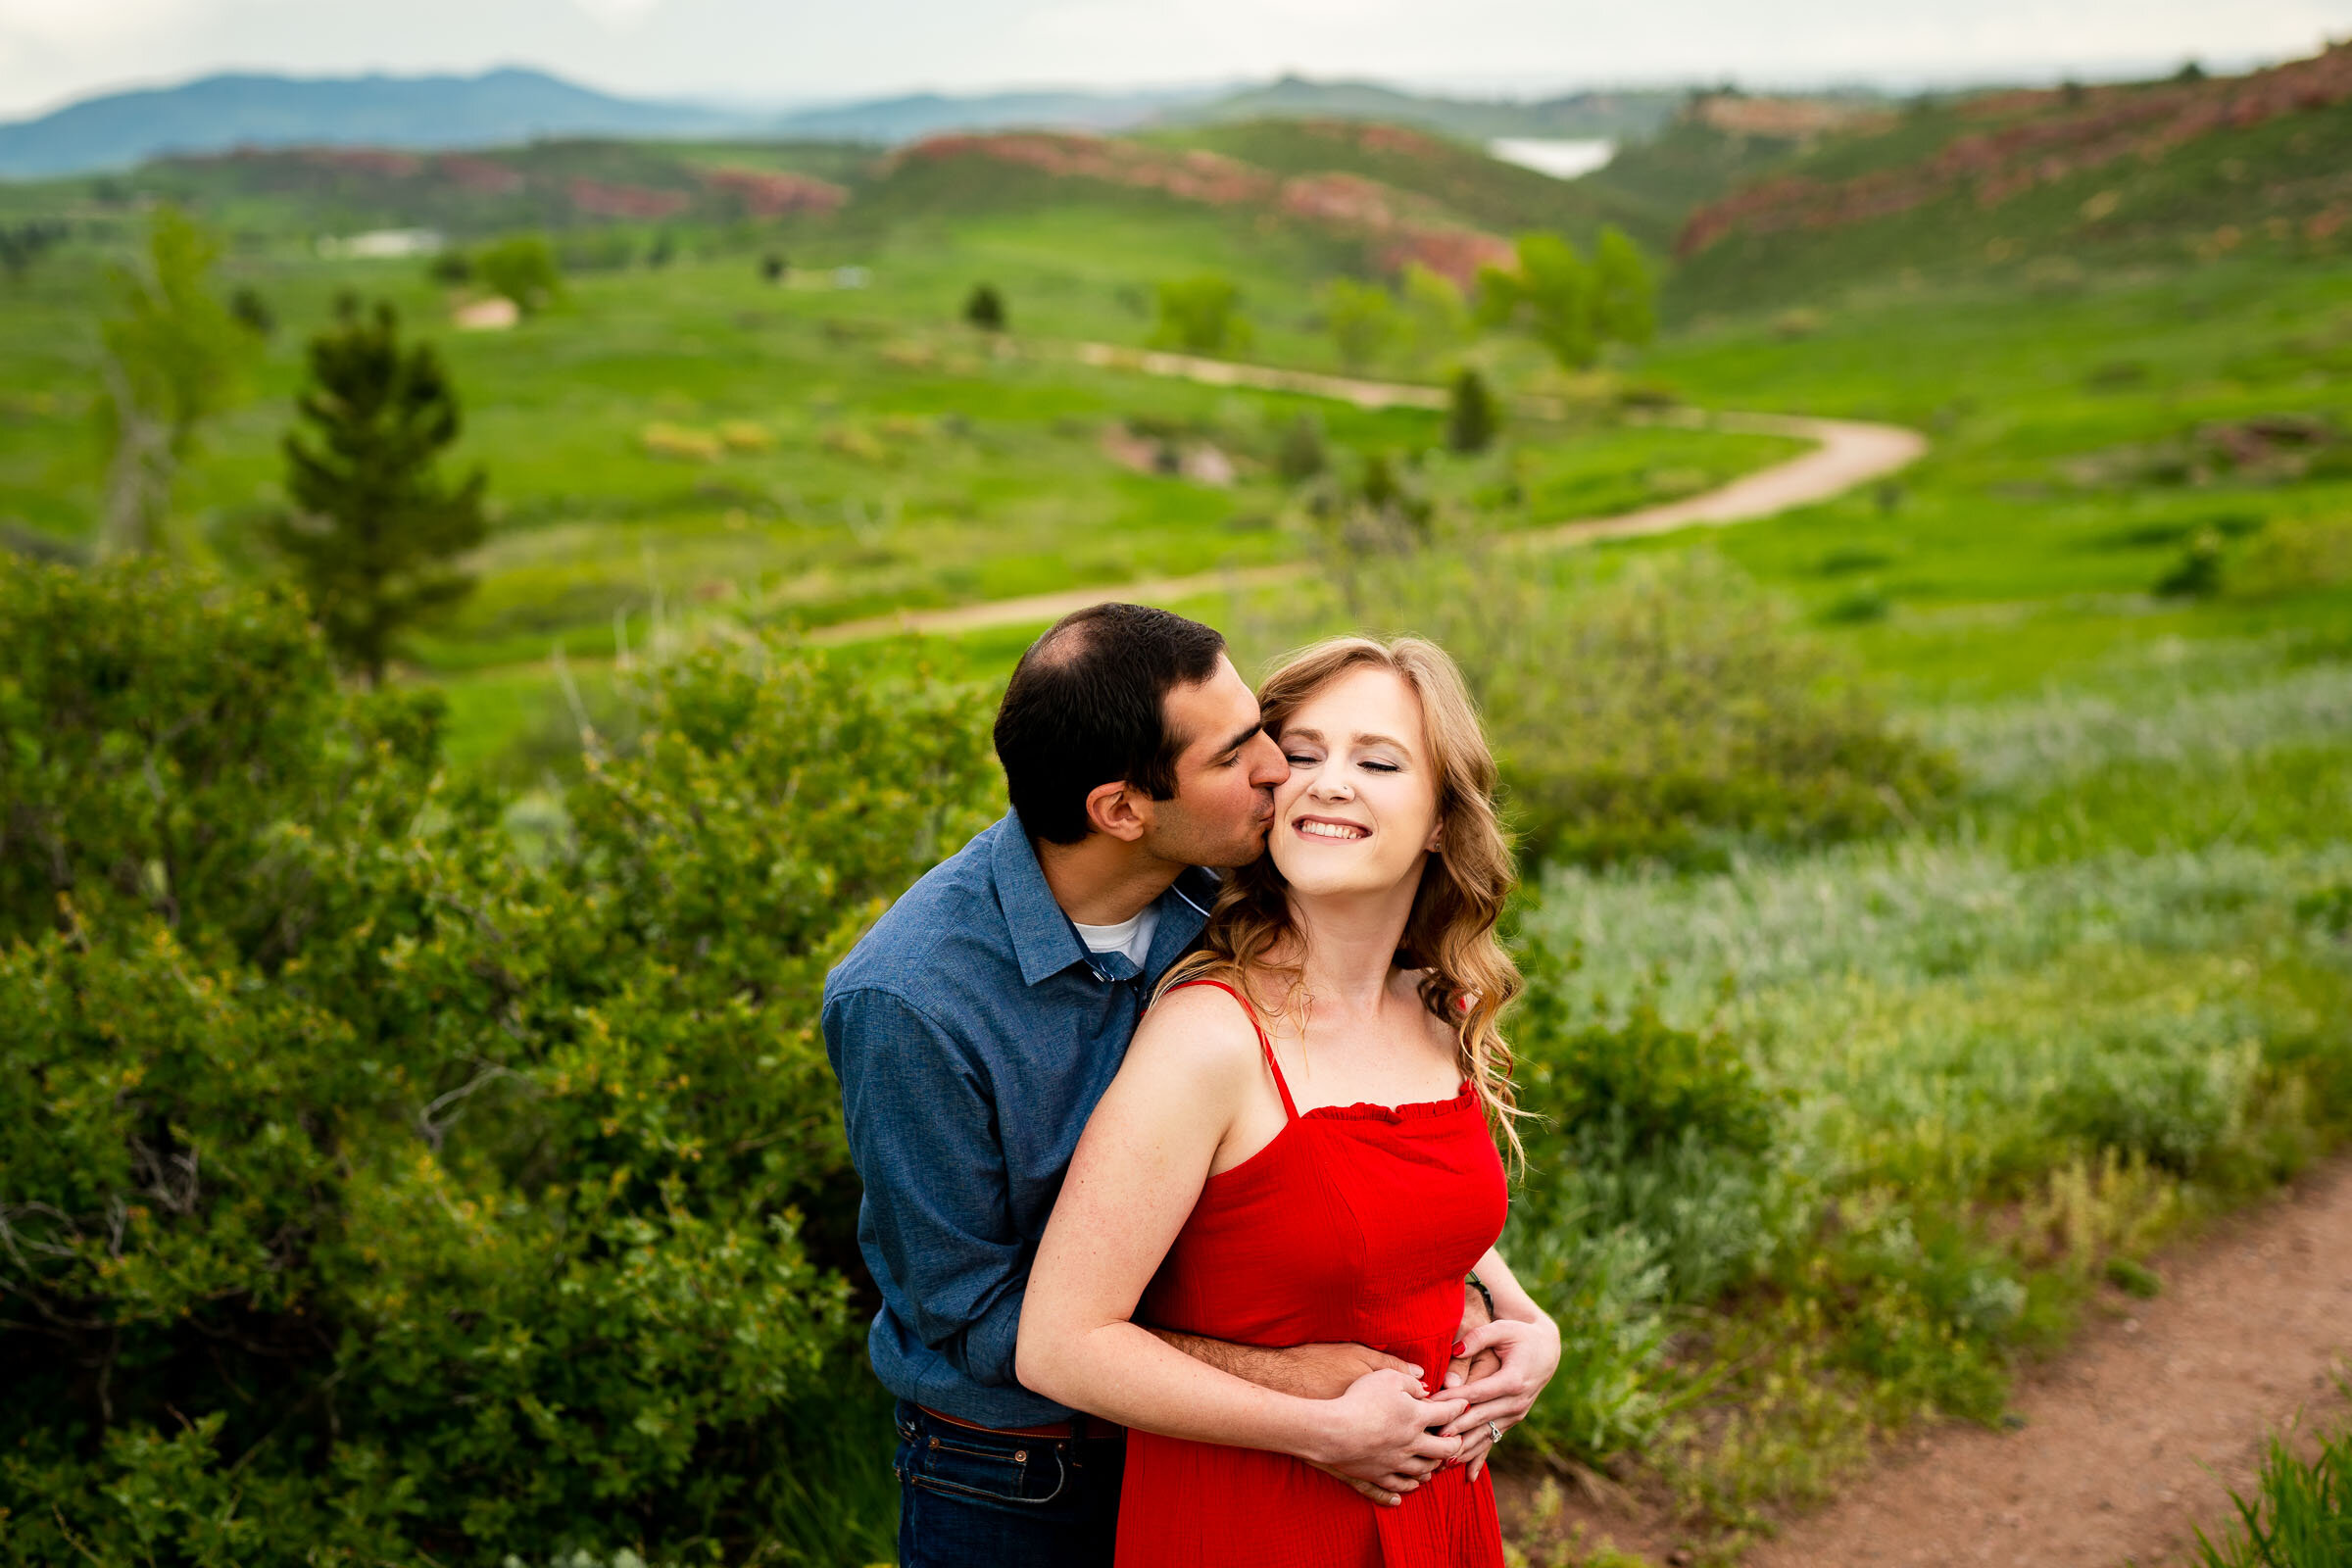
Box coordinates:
[2,0,2346,119]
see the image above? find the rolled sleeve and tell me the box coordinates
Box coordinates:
[823,985,1030,1389]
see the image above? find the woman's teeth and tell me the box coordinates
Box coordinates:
[1298,820,1367,840]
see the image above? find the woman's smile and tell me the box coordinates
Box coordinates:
[1294,814,1371,842]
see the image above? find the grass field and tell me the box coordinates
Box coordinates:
[0,192,1802,776]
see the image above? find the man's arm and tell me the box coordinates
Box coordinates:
[825,985,1030,1387]
[1149,1331,1420,1399]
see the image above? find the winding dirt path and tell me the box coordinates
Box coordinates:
[1741,1157,2352,1568]
[808,349,1926,645]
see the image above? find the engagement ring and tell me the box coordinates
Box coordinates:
[1487,1421,1503,1445]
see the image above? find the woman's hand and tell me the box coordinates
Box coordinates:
[1440,1313,1561,1480]
[1308,1368,1466,1496]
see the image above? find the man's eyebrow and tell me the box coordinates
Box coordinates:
[1214,720,1265,758]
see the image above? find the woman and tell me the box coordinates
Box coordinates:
[1017,635,1558,1566]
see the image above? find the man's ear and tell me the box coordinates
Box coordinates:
[1083,779,1152,843]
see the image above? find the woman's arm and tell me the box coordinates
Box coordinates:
[1441,1246,1563,1479]
[1015,987,1465,1494]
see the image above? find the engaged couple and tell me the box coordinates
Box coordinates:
[824,604,1561,1566]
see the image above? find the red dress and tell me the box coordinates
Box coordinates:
[1115,981,1510,1567]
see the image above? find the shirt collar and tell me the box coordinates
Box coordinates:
[993,810,1092,987]
[991,810,1221,988]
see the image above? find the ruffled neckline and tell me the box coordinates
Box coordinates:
[1298,1080,1477,1124]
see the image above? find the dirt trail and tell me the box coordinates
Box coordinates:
[808,350,1925,646]
[1739,1156,2352,1568]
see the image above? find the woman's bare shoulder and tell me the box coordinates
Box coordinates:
[1126,979,1268,1083]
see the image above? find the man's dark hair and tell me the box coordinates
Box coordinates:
[994,603,1228,845]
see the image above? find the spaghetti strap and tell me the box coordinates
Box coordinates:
[1165,978,1299,1122]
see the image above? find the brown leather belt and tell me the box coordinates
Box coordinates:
[917,1404,1124,1441]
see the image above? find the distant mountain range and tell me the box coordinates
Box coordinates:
[1164,76,1685,143]
[0,67,1696,180]
[0,69,742,178]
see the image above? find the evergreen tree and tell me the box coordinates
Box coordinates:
[1446,368,1498,454]
[268,297,488,685]
[964,281,1006,331]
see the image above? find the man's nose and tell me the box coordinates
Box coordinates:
[1248,732,1288,785]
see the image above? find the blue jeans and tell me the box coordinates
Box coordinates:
[893,1400,1125,1568]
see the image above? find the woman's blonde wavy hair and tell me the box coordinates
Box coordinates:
[1158,634,1527,1167]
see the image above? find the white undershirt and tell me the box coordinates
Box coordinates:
[1071,905,1159,971]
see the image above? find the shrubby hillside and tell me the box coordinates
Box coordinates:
[1670,44,2352,309]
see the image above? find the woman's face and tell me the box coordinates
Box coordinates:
[1267,664,1442,901]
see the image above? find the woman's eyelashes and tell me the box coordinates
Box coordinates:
[1282,750,1400,773]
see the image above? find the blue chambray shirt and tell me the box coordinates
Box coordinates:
[821,809,1219,1428]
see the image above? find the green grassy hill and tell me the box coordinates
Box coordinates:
[1146,117,1664,248]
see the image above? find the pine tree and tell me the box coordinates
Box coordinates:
[1446,368,1498,454]
[963,282,1006,331]
[268,297,488,685]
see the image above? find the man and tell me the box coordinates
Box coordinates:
[823,604,1554,1566]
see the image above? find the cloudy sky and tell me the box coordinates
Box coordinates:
[1,0,2347,118]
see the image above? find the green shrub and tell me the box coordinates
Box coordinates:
[0,559,429,958]
[0,560,999,1566]
[2232,515,2352,598]
[1152,272,1250,356]
[1808,1200,2021,1422]
[473,233,563,315]
[2048,1028,2259,1174]
[1502,950,1792,1457]
[1518,982,1776,1161]
[1271,546,1957,866]
[2105,1256,2163,1298]
[2157,528,2228,598]
[1273,411,1327,482]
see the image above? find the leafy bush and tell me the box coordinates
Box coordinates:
[1273,412,1327,482]
[2232,514,2352,598]
[2157,527,2228,597]
[2048,1027,2260,1174]
[1503,948,1792,1456]
[1152,272,1250,356]
[1265,545,1957,866]
[473,233,564,315]
[0,559,999,1566]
